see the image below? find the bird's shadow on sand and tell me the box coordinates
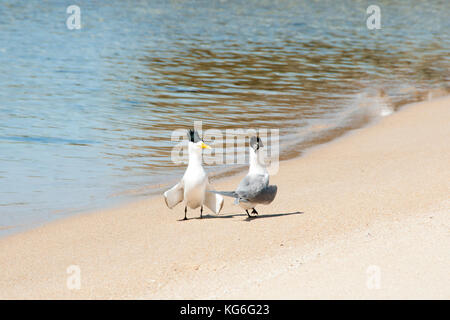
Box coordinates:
[179,211,304,222]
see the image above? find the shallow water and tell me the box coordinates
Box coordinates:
[0,0,449,235]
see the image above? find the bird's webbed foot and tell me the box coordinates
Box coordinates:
[246,209,258,218]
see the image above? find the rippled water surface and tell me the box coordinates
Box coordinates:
[0,0,449,234]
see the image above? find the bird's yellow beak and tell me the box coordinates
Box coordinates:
[201,142,211,149]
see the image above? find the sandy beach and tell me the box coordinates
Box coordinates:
[0,96,449,299]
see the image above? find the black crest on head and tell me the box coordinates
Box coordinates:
[250,136,263,151]
[187,129,201,143]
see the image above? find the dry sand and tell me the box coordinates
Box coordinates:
[0,96,449,299]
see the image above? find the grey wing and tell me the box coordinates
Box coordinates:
[251,185,277,204]
[235,174,269,200]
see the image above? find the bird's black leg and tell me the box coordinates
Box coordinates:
[183,206,188,220]
[246,209,251,217]
[200,206,203,219]
[251,208,259,216]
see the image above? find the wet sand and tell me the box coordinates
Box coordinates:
[0,96,449,299]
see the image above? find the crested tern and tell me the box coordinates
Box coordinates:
[210,136,277,217]
[164,129,224,220]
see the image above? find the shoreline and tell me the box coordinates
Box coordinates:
[0,95,449,299]
[1,89,446,239]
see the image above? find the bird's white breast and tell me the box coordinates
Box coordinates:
[183,165,207,209]
[238,201,256,210]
